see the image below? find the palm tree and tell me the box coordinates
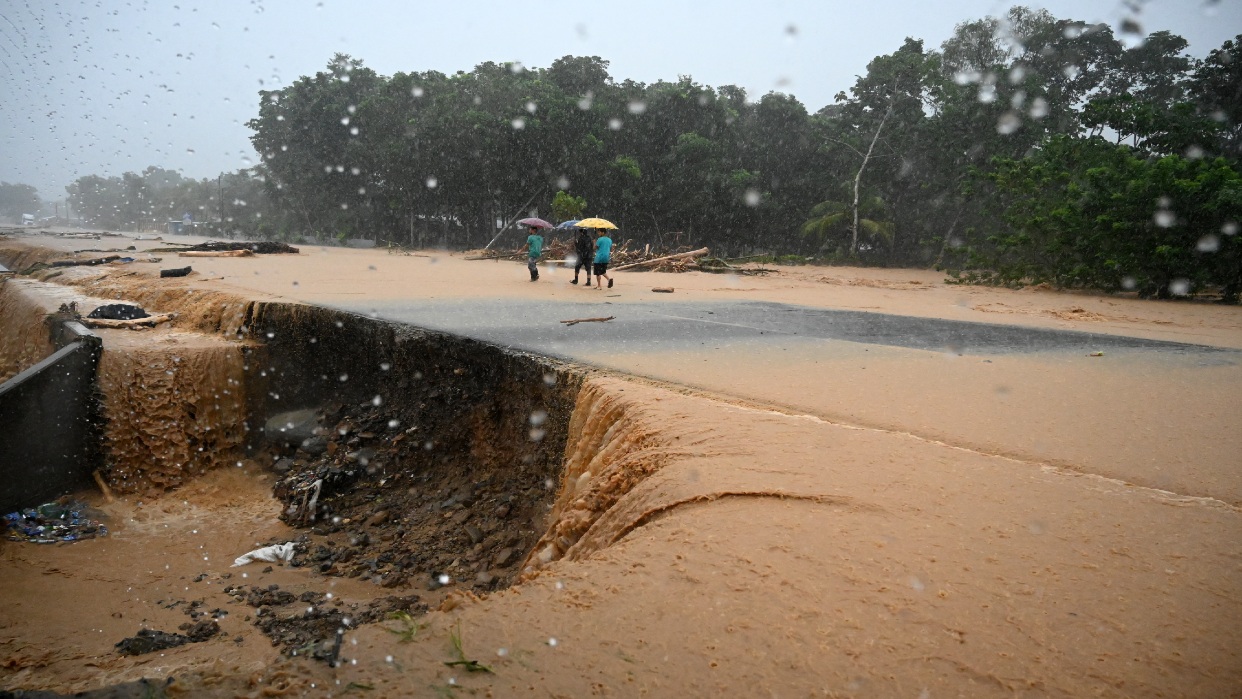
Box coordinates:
[801,196,894,256]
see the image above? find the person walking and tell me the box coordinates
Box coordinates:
[525,226,544,281]
[593,229,614,289]
[571,226,593,286]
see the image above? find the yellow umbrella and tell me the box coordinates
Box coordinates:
[575,217,617,229]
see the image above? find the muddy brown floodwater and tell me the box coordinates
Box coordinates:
[1,230,1240,698]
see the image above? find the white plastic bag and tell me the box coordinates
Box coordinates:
[231,542,296,567]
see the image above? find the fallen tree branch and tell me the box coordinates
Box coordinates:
[82,313,176,329]
[560,315,615,327]
[179,249,254,258]
[613,247,709,271]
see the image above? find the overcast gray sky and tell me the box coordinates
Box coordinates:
[1,0,1237,203]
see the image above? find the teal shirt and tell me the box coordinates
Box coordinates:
[527,233,543,258]
[594,236,613,263]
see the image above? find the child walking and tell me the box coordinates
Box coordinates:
[593,229,614,289]
[525,226,543,281]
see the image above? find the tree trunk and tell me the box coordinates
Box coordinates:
[851,106,892,257]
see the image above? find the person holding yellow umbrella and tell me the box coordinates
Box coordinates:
[577,217,617,289]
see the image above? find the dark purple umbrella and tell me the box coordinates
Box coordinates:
[518,217,554,229]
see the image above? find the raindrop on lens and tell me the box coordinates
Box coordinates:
[627,100,647,115]
[608,118,623,130]
[1197,235,1220,252]
[1223,222,1239,236]
[1170,279,1190,296]
[1029,97,1049,119]
[996,112,1021,134]
[1154,210,1175,228]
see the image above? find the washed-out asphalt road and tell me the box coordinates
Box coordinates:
[327,295,1239,505]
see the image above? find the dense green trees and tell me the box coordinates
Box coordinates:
[37,10,1242,300]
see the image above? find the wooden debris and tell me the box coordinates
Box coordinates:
[652,287,675,293]
[613,247,709,271]
[560,316,615,327]
[179,249,254,258]
[81,313,176,330]
[93,470,115,503]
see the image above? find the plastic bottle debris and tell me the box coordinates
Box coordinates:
[3,501,108,544]
[232,542,297,567]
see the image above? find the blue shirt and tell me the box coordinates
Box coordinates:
[594,236,613,263]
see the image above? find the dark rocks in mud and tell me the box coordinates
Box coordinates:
[223,583,423,660]
[245,304,580,599]
[114,620,218,656]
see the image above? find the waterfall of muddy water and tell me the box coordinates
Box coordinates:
[97,338,248,494]
[0,281,56,382]
[524,377,681,569]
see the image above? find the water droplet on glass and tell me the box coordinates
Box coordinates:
[977,84,996,104]
[627,100,647,115]
[1197,235,1220,252]
[1122,275,1137,291]
[339,373,349,382]
[1170,279,1190,296]
[1185,145,1205,160]
[530,410,548,426]
[608,118,623,130]
[577,92,594,110]
[438,574,451,584]
[953,70,980,86]
[1154,210,1176,228]
[1008,65,1026,84]
[347,104,356,114]
[387,419,399,429]
[909,576,925,592]
[996,112,1021,135]
[543,372,557,386]
[372,395,383,407]
[525,101,537,114]
[511,117,526,130]
[509,62,524,74]
[1223,221,1239,236]
[497,648,508,657]
[1063,64,1080,80]
[1028,97,1049,119]
[744,189,761,207]
[547,638,558,647]
[412,86,424,98]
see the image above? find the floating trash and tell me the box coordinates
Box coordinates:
[4,500,108,544]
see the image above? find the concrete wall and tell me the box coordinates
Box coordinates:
[0,321,103,513]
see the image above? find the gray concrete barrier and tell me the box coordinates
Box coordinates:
[0,321,104,513]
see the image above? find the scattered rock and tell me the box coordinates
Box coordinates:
[366,510,390,527]
[493,548,515,568]
[465,525,484,544]
[265,409,320,446]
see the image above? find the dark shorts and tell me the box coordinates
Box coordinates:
[593,262,608,275]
